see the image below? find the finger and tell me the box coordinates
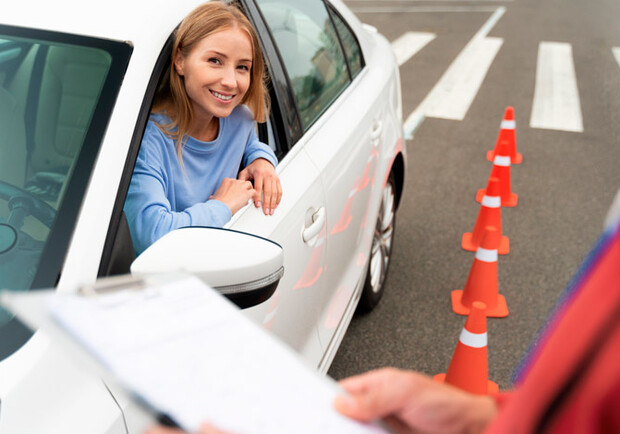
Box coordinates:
[334,394,364,420]
[238,168,250,182]
[268,179,277,215]
[198,422,226,434]
[338,369,386,393]
[336,369,418,421]
[143,426,186,434]
[263,177,273,215]
[275,178,283,207]
[243,183,255,203]
[253,173,263,208]
[270,178,279,214]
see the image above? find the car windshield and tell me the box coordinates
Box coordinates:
[0,25,131,361]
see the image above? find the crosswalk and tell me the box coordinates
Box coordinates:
[385,8,619,138]
[405,7,504,131]
[530,42,583,133]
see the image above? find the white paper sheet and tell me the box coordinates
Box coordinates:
[33,275,386,433]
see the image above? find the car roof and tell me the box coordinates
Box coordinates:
[3,0,206,46]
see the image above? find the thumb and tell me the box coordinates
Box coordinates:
[334,394,366,420]
[335,369,419,421]
[238,168,251,181]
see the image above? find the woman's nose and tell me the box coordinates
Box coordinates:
[220,66,236,88]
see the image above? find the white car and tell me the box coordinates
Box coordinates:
[0,0,405,431]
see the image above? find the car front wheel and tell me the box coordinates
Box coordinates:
[357,172,396,313]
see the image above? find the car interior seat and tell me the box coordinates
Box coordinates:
[24,44,111,203]
[0,86,27,189]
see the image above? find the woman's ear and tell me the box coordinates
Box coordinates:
[174,56,185,76]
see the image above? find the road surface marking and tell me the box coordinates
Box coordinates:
[391,32,436,66]
[421,37,502,120]
[530,42,583,133]
[351,6,501,13]
[349,0,513,2]
[404,7,505,138]
[613,47,620,69]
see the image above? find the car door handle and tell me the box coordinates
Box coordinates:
[302,207,326,242]
[371,119,383,144]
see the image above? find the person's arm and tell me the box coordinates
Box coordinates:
[124,131,250,255]
[242,133,277,169]
[231,106,282,215]
[334,368,498,434]
[238,157,281,215]
[239,125,281,215]
[124,167,232,255]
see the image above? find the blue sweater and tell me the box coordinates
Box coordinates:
[124,106,277,255]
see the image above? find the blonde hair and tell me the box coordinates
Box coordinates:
[152,1,270,164]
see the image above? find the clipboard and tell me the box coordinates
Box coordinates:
[1,273,388,434]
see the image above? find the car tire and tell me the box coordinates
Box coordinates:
[357,171,396,314]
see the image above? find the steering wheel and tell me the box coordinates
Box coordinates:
[0,180,56,230]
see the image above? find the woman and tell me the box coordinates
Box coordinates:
[124,1,282,255]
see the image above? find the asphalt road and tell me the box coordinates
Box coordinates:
[328,0,620,390]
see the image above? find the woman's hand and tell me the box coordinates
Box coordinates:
[210,178,255,215]
[238,158,282,215]
[334,368,498,434]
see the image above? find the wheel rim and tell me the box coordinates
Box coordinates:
[369,181,395,293]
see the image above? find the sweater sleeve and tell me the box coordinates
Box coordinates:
[124,130,232,256]
[239,110,278,169]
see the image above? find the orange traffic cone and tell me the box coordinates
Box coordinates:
[452,227,509,317]
[477,140,518,207]
[487,106,522,164]
[463,177,509,255]
[434,301,499,394]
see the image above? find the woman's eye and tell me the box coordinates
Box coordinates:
[208,57,221,65]
[237,65,250,71]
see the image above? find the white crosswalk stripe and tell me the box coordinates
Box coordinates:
[391,32,436,66]
[351,6,502,13]
[420,36,502,121]
[400,7,505,138]
[613,47,620,69]
[385,10,615,137]
[530,42,583,133]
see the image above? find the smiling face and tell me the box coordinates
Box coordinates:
[174,26,253,137]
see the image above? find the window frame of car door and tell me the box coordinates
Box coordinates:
[97,33,173,278]
[97,3,300,277]
[241,0,303,147]
[325,2,365,80]
[248,0,366,136]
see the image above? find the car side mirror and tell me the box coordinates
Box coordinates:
[130,227,283,309]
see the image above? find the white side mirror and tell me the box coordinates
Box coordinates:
[130,227,283,308]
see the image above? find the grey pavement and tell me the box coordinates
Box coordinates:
[329,0,620,389]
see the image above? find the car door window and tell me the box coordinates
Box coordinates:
[0,26,131,361]
[328,6,364,79]
[255,0,350,131]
